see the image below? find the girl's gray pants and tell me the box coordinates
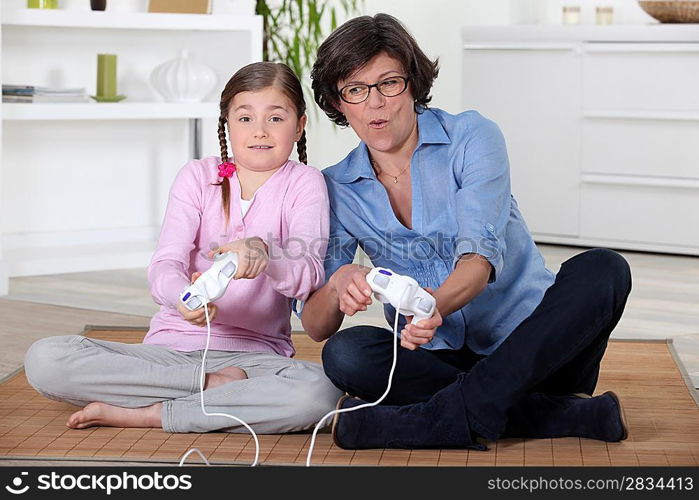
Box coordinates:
[24,335,343,434]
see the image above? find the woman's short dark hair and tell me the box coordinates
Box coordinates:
[311,13,439,127]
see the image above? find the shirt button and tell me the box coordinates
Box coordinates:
[486,223,495,233]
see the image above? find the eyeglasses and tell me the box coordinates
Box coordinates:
[338,76,408,104]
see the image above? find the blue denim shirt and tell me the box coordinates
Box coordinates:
[311,108,554,355]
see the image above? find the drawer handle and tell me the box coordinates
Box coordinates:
[584,110,699,122]
[584,43,699,54]
[581,174,699,189]
[464,43,576,51]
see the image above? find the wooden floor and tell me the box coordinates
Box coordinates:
[1,327,697,467]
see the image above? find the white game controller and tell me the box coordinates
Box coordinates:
[180,251,239,311]
[366,267,436,325]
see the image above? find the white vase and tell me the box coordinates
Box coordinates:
[150,50,217,103]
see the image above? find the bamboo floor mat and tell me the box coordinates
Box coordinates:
[1,326,698,466]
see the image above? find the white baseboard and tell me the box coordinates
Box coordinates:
[2,226,160,250]
[1,226,159,278]
[4,240,156,277]
[533,233,699,256]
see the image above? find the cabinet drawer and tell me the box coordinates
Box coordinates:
[582,118,699,179]
[583,44,699,112]
[580,183,699,248]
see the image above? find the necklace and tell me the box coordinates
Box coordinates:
[370,158,410,184]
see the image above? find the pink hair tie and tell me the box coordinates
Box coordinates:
[217,161,236,178]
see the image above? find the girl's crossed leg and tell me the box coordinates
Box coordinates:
[24,335,341,433]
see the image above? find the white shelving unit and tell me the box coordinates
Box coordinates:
[2,8,262,33]
[0,9,261,122]
[2,102,220,120]
[0,8,263,294]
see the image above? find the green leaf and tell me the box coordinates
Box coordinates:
[269,34,286,64]
[254,0,262,15]
[308,0,317,38]
[253,0,361,77]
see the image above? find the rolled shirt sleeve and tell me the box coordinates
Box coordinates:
[452,118,511,283]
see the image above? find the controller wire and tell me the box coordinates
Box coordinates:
[305,287,411,466]
[178,302,260,467]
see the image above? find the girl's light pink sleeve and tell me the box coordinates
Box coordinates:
[147,162,203,308]
[263,170,329,301]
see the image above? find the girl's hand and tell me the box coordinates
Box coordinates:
[207,237,269,280]
[401,288,443,351]
[329,264,373,316]
[176,271,219,327]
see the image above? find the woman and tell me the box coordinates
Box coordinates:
[301,13,631,449]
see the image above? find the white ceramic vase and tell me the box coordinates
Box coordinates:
[150,50,217,103]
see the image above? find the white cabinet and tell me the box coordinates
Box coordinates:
[0,7,262,293]
[461,42,581,237]
[462,25,699,255]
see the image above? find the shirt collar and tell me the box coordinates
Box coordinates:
[416,107,451,146]
[338,108,451,184]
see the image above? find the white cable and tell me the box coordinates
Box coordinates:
[178,302,260,467]
[305,287,410,467]
[178,447,210,466]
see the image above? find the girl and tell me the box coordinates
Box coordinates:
[24,62,342,434]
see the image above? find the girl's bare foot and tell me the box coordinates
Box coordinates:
[204,365,248,390]
[66,402,162,429]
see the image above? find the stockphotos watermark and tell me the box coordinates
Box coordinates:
[199,233,498,264]
[4,470,192,496]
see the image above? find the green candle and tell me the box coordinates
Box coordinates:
[96,54,117,98]
[27,0,58,8]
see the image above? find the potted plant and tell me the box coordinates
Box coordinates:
[255,0,362,78]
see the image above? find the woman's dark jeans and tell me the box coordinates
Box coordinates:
[321,248,632,440]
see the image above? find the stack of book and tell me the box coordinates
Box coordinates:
[2,85,90,103]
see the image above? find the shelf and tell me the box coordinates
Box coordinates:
[1,9,262,32]
[1,102,220,120]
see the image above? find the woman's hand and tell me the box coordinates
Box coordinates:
[176,271,219,327]
[328,264,373,316]
[400,288,443,350]
[207,237,269,280]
